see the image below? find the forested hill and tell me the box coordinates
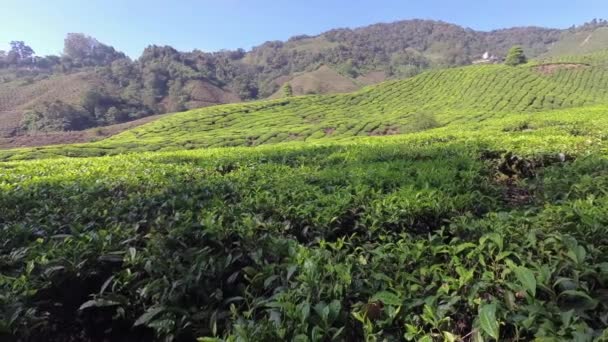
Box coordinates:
[1,18,607,140]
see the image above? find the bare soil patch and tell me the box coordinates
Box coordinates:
[324,127,336,135]
[368,126,400,136]
[532,63,590,75]
[356,71,387,85]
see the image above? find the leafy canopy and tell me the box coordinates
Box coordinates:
[505,45,527,66]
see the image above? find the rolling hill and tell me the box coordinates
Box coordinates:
[0,71,110,136]
[2,56,607,160]
[0,69,242,139]
[1,18,607,148]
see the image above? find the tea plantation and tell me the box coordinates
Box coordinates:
[1,57,608,341]
[2,59,608,161]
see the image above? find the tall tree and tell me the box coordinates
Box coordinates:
[504,46,527,66]
[64,33,126,66]
[7,41,35,65]
[282,83,293,98]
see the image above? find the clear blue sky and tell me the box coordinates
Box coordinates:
[1,0,607,58]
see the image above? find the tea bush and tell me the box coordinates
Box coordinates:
[1,120,608,340]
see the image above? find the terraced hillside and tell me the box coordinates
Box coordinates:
[2,59,608,160]
[3,20,607,148]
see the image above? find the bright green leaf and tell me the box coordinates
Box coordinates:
[371,291,402,306]
[514,266,536,297]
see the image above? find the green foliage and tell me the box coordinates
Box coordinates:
[282,82,293,98]
[478,303,499,340]
[408,112,440,132]
[4,72,608,339]
[505,46,528,66]
[1,127,608,340]
[20,100,91,132]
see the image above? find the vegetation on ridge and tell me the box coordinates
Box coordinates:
[505,46,528,66]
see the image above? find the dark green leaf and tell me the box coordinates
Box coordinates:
[479,303,499,340]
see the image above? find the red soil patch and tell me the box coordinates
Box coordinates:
[532,63,589,75]
[356,71,387,85]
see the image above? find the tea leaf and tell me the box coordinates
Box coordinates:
[371,291,402,306]
[478,303,499,340]
[134,306,166,326]
[514,266,536,297]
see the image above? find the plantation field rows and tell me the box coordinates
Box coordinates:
[2,61,608,161]
[2,106,608,340]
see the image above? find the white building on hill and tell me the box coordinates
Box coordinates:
[473,51,501,64]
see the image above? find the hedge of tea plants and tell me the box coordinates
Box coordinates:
[2,109,608,340]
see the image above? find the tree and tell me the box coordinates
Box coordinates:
[167,79,188,112]
[34,55,60,69]
[104,106,121,123]
[7,41,35,65]
[282,83,293,98]
[231,74,258,100]
[64,33,126,66]
[505,46,527,66]
[337,59,358,78]
[21,100,91,132]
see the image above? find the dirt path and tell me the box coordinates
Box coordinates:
[581,33,593,46]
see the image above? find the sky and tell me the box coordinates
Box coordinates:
[1,0,607,58]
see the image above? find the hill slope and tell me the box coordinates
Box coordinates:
[269,65,364,98]
[0,71,110,136]
[543,26,608,58]
[2,57,607,160]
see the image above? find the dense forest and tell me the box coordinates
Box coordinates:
[1,19,607,133]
